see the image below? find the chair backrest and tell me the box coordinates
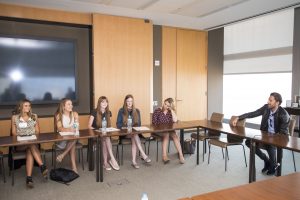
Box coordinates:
[288,117,296,137]
[228,116,246,143]
[210,112,224,123]
[54,115,58,133]
[207,113,224,137]
[230,116,246,127]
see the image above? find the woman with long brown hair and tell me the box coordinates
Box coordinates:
[88,96,120,170]
[152,98,184,164]
[11,99,48,188]
[54,98,78,174]
[116,94,151,169]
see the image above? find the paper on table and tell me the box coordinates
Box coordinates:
[133,126,150,131]
[59,132,75,136]
[95,127,120,132]
[17,135,37,141]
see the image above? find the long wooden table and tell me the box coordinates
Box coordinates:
[187,120,300,183]
[2,120,299,184]
[0,129,99,181]
[190,172,300,200]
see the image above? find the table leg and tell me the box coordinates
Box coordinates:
[180,129,184,148]
[276,147,283,177]
[249,140,256,183]
[88,138,94,171]
[197,127,199,165]
[96,137,99,182]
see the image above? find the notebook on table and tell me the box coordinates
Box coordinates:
[17,135,37,141]
[59,132,75,136]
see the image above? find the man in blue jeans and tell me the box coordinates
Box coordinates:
[232,92,290,175]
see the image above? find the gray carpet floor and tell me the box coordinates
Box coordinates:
[0,135,299,200]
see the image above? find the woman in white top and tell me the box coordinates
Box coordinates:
[54,98,78,174]
[11,99,48,188]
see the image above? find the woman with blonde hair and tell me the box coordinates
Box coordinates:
[116,94,151,169]
[11,99,48,188]
[152,98,184,164]
[54,98,78,174]
[88,96,120,170]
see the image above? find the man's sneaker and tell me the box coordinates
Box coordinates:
[266,167,276,175]
[261,161,270,173]
[26,176,34,189]
[40,164,48,179]
[267,163,279,176]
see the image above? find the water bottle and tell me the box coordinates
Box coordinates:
[73,120,79,136]
[102,117,107,133]
[127,115,132,132]
[141,193,148,200]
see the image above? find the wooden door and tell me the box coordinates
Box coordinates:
[176,29,207,120]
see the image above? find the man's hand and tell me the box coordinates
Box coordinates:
[231,116,239,126]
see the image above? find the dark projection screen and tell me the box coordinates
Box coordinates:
[0,18,91,118]
[0,36,77,104]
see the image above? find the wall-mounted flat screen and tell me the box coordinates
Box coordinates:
[0,36,77,105]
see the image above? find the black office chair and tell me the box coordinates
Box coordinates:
[0,151,6,183]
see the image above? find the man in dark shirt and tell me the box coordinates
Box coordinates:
[232,92,290,175]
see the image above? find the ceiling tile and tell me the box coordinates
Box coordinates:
[176,0,248,17]
[109,0,155,9]
[142,0,198,13]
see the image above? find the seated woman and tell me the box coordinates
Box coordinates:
[116,94,151,169]
[88,96,120,171]
[11,99,48,188]
[54,98,78,174]
[152,98,185,164]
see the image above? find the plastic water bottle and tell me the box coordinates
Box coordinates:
[73,120,79,136]
[102,117,107,133]
[127,115,132,132]
[141,193,148,200]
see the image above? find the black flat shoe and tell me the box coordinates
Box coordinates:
[26,176,34,189]
[40,164,48,179]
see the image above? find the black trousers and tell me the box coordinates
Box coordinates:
[245,139,276,168]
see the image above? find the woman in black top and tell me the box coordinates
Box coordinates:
[88,96,120,171]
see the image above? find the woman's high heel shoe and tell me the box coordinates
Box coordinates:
[162,156,170,164]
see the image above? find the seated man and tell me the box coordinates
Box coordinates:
[232,92,290,175]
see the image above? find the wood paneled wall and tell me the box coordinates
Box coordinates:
[162,27,177,102]
[0,3,207,153]
[176,29,207,120]
[93,14,153,125]
[0,3,92,25]
[162,27,208,121]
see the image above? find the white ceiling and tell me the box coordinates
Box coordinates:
[1,0,300,30]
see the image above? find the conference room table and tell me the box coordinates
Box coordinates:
[0,129,99,181]
[186,120,300,183]
[185,172,300,200]
[2,120,299,184]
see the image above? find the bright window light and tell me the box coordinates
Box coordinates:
[9,69,23,82]
[223,73,292,124]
